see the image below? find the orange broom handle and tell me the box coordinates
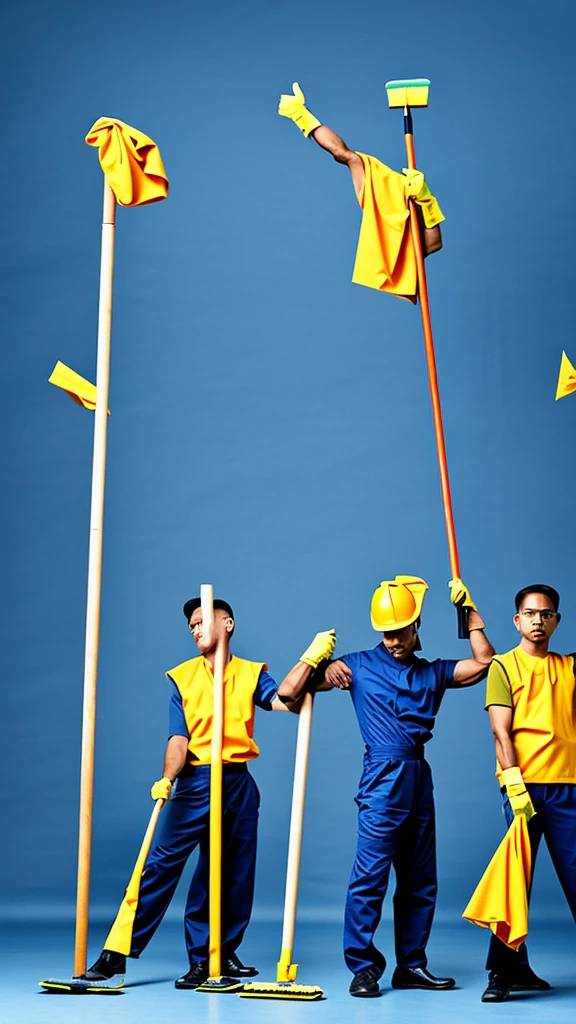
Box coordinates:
[404,113,468,637]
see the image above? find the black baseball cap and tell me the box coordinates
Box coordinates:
[183,597,235,622]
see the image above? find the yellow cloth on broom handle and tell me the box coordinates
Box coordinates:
[85,118,169,207]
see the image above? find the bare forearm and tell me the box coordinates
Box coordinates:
[277,661,313,706]
[163,736,188,781]
[494,733,518,770]
[468,612,495,665]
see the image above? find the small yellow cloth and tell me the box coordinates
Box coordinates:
[85,118,168,207]
[352,155,443,302]
[555,350,576,400]
[462,815,531,950]
[48,360,109,413]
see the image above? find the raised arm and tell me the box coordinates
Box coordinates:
[449,581,495,685]
[278,82,442,253]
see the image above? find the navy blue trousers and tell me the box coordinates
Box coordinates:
[129,764,259,963]
[344,750,437,975]
[486,783,576,975]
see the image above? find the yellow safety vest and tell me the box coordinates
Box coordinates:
[494,646,576,784]
[167,655,266,765]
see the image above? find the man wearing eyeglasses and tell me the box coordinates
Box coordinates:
[482,584,576,1003]
[80,597,336,990]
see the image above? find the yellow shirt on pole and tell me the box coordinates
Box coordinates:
[485,646,576,783]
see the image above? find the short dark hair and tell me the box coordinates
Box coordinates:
[183,597,235,621]
[514,584,560,613]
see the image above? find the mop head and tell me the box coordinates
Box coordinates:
[39,977,124,995]
[385,79,430,108]
[195,976,244,993]
[240,981,323,1000]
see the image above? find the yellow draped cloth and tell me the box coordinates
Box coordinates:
[48,360,109,412]
[462,815,531,950]
[352,154,444,303]
[85,118,169,207]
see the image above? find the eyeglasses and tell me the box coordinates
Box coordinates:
[518,609,558,621]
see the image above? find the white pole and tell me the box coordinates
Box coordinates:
[74,179,116,977]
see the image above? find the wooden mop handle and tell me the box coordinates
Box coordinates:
[403,110,468,640]
[204,584,224,979]
[74,180,117,977]
[277,691,314,982]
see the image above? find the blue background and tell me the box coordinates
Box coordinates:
[2,0,575,936]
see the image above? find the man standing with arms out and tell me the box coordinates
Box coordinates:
[482,584,576,1003]
[322,575,493,997]
[80,597,335,989]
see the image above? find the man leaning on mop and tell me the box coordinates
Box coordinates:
[80,596,336,989]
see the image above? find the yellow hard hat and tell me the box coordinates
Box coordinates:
[370,575,428,632]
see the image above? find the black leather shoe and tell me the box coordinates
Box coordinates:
[392,966,455,990]
[175,961,208,989]
[223,952,258,978]
[481,972,512,1002]
[79,949,126,981]
[349,967,382,997]
[510,965,551,991]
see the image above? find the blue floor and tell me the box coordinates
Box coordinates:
[5,919,576,1023]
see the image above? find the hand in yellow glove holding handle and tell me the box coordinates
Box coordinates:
[501,767,536,822]
[300,629,336,668]
[150,777,172,801]
[278,82,321,138]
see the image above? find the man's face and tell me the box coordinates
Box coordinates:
[514,592,559,646]
[382,623,418,660]
[189,607,234,654]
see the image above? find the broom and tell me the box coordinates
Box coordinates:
[241,690,323,1000]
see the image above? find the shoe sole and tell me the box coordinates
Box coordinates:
[349,989,380,997]
[392,983,455,990]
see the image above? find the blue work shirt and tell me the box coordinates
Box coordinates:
[168,668,278,738]
[340,643,459,749]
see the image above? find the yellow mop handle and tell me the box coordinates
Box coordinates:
[201,584,225,980]
[277,691,314,983]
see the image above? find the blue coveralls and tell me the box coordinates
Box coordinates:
[340,643,458,976]
[128,670,278,964]
[486,783,576,975]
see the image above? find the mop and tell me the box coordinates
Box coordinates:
[386,79,469,637]
[241,690,323,1000]
[40,798,165,993]
[195,585,244,993]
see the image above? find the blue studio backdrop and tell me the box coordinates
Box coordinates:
[2,0,576,934]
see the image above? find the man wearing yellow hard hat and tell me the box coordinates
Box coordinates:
[322,575,494,997]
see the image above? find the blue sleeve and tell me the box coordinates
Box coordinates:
[338,652,358,670]
[254,668,278,711]
[168,680,189,738]
[434,658,459,689]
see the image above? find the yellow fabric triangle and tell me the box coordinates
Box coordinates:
[462,815,531,950]
[555,350,576,400]
[105,804,163,955]
[48,361,109,413]
[85,118,169,207]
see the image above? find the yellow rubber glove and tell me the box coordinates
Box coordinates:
[501,766,536,821]
[150,777,172,801]
[403,168,445,228]
[449,578,477,611]
[300,629,336,668]
[278,82,321,138]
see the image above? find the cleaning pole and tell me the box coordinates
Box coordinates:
[385,79,468,638]
[39,798,166,993]
[196,585,243,994]
[241,691,323,1001]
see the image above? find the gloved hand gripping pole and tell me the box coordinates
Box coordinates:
[386,80,468,638]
